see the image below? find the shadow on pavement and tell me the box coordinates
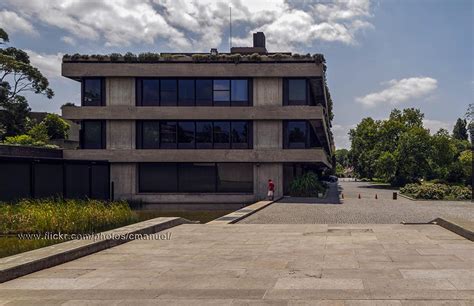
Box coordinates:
[279,182,342,205]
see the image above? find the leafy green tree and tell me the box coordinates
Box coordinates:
[393,127,432,186]
[42,113,70,139]
[452,118,468,141]
[459,150,472,185]
[466,104,474,144]
[375,151,396,182]
[428,129,458,181]
[349,117,379,179]
[0,28,54,138]
[335,149,350,168]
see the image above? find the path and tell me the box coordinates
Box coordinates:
[240,181,474,224]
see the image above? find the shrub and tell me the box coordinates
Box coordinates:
[138,52,160,62]
[249,53,261,61]
[71,53,81,60]
[229,53,242,64]
[400,183,472,200]
[123,52,138,62]
[191,54,209,62]
[109,53,122,62]
[42,114,70,140]
[28,123,49,143]
[0,198,137,235]
[289,172,327,197]
[3,134,37,145]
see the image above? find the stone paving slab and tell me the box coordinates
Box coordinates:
[0,223,473,304]
[240,182,474,224]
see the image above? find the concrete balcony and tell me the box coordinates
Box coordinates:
[62,105,326,121]
[63,148,331,167]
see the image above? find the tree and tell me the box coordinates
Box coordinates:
[429,129,458,181]
[374,151,396,182]
[0,28,54,139]
[335,149,350,168]
[42,113,70,139]
[28,122,49,143]
[466,104,474,144]
[459,150,473,185]
[349,117,379,179]
[452,118,468,141]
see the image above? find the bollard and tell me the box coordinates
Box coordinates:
[358,194,361,199]
[341,193,344,199]
[375,194,378,199]
[393,192,397,200]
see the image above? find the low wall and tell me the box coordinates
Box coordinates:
[0,145,63,158]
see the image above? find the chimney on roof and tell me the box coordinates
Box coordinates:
[253,32,265,49]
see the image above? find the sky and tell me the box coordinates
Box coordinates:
[0,0,472,148]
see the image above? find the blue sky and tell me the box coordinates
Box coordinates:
[0,0,472,148]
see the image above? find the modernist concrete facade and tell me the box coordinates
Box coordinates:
[61,34,334,205]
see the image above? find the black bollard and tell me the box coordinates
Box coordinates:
[393,192,397,200]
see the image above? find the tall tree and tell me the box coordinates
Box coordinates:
[452,118,468,141]
[0,28,54,138]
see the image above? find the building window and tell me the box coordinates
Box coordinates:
[178,80,195,106]
[213,121,230,148]
[178,121,195,149]
[231,121,250,149]
[138,163,253,193]
[217,163,253,193]
[141,79,160,106]
[284,121,307,149]
[284,79,307,105]
[231,80,249,106]
[138,163,178,193]
[213,80,230,106]
[196,80,213,106]
[81,120,105,149]
[82,78,104,106]
[178,163,216,192]
[159,121,177,148]
[196,121,213,149]
[160,79,177,106]
[137,121,160,149]
[309,78,325,106]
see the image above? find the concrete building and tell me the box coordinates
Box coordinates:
[61,32,334,205]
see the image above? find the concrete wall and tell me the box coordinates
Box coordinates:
[106,121,135,149]
[106,78,135,106]
[254,163,283,200]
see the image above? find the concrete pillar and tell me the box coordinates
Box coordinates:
[110,163,136,200]
[106,77,135,106]
[106,121,135,149]
[254,163,283,200]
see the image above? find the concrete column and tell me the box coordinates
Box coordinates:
[254,163,283,200]
[106,77,135,106]
[110,163,136,200]
[106,121,135,149]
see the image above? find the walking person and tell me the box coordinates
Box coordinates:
[267,179,275,201]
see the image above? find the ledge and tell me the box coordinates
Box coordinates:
[430,217,474,241]
[0,217,192,283]
[62,105,326,121]
[62,62,323,79]
[63,148,332,167]
[207,199,279,224]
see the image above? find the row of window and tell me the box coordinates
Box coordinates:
[80,120,321,150]
[137,121,252,149]
[81,78,325,107]
[139,163,253,193]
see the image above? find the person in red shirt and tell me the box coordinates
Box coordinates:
[267,179,275,200]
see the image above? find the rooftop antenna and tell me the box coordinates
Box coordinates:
[229,6,232,51]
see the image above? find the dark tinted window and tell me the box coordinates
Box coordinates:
[178,163,216,192]
[217,163,253,193]
[178,121,195,149]
[213,121,230,148]
[142,79,160,106]
[139,163,177,192]
[288,79,307,105]
[231,80,248,106]
[141,121,160,149]
[286,121,307,149]
[231,121,249,149]
[213,80,230,106]
[196,121,213,149]
[0,162,31,201]
[65,164,90,199]
[91,164,109,200]
[160,79,177,106]
[196,80,213,106]
[34,163,63,198]
[82,121,105,149]
[178,80,195,106]
[160,121,177,148]
[83,78,103,106]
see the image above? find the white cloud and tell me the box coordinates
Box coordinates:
[356,77,438,108]
[0,9,37,36]
[61,36,76,46]
[423,119,453,134]
[332,123,356,149]
[3,0,373,50]
[25,50,63,79]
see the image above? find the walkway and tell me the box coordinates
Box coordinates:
[240,182,474,224]
[1,223,473,303]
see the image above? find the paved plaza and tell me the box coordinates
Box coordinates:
[1,223,473,304]
[241,182,474,224]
